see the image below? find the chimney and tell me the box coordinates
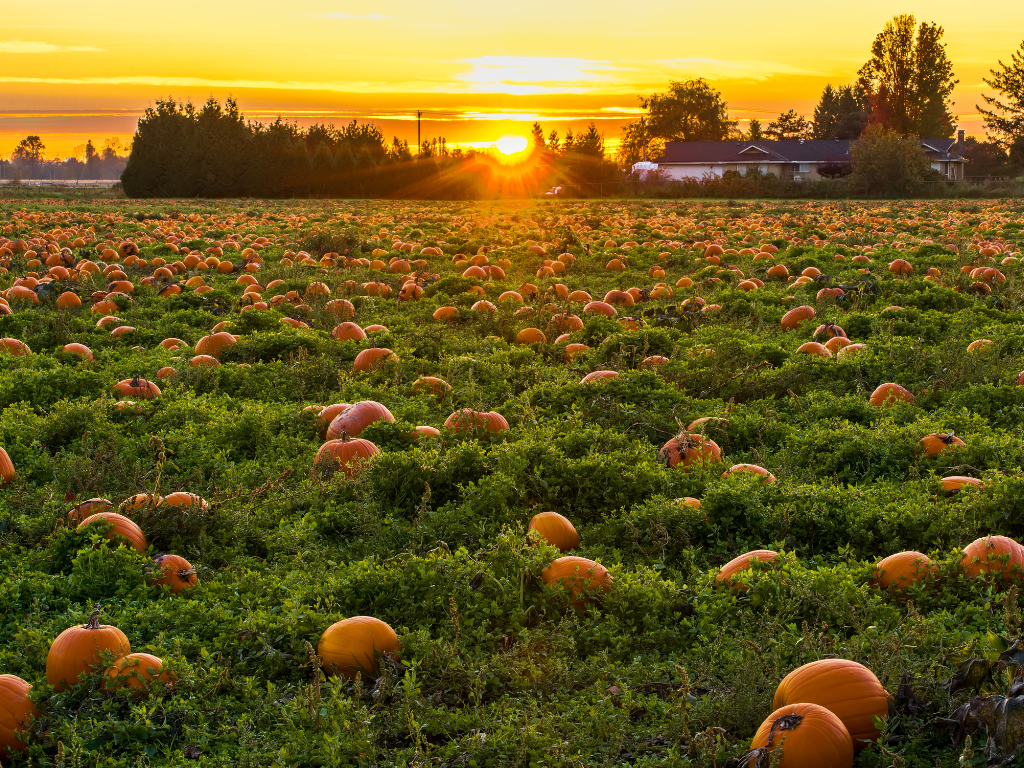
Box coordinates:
[957,129,965,158]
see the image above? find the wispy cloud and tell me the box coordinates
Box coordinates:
[453,56,622,95]
[0,40,104,54]
[657,58,821,81]
[310,12,389,20]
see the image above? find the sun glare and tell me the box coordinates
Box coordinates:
[495,135,528,155]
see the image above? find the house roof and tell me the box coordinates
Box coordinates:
[654,138,963,164]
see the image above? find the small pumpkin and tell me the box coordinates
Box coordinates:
[105,652,175,692]
[722,463,776,482]
[659,433,722,469]
[0,674,38,756]
[149,554,198,593]
[318,616,400,679]
[67,497,113,525]
[781,305,815,331]
[716,550,778,589]
[527,512,579,552]
[940,475,984,493]
[580,370,619,383]
[772,658,889,750]
[46,605,131,691]
[744,702,853,768]
[410,376,451,397]
[193,331,236,358]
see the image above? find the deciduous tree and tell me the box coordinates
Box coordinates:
[978,39,1024,171]
[850,124,932,195]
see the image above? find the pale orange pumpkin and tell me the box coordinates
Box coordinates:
[318,617,400,679]
[527,512,579,552]
[541,556,612,608]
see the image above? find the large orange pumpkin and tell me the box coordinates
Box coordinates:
[747,702,853,767]
[314,435,380,477]
[873,551,937,590]
[541,556,612,608]
[77,512,147,552]
[326,400,395,439]
[46,606,131,691]
[149,554,198,593]
[528,512,579,552]
[0,674,38,756]
[772,658,889,750]
[318,617,400,679]
[316,403,351,437]
[961,535,1024,582]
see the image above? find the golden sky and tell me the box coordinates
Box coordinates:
[1,0,1022,158]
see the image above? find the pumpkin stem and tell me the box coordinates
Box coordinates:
[178,567,197,581]
[341,429,350,443]
[84,602,102,629]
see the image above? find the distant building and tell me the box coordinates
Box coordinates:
[654,131,966,181]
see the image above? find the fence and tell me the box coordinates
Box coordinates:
[0,179,120,187]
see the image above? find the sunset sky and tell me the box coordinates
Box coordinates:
[2,0,1023,159]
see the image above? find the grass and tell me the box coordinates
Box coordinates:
[0,196,1023,766]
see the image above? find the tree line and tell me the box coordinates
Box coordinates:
[618,14,1024,178]
[118,98,620,198]
[2,136,128,181]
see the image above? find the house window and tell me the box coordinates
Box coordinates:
[798,163,811,173]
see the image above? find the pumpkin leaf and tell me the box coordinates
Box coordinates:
[941,693,1024,764]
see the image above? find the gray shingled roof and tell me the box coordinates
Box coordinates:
[654,138,961,164]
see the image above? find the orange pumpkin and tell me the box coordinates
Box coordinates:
[46,606,131,691]
[940,475,984,492]
[326,400,395,440]
[716,550,778,588]
[444,409,509,434]
[659,433,722,469]
[318,616,400,679]
[580,370,619,383]
[746,702,853,767]
[0,674,38,756]
[796,342,832,357]
[332,322,366,341]
[918,432,965,456]
[410,376,451,397]
[314,435,380,477]
[961,535,1024,582]
[873,551,937,590]
[62,342,94,360]
[112,375,161,400]
[722,463,776,482]
[527,512,579,552]
[0,447,14,487]
[161,492,209,510]
[316,403,351,437]
[67,497,113,525]
[541,556,612,608]
[516,327,546,344]
[781,305,815,331]
[353,348,397,372]
[77,512,147,551]
[773,659,889,750]
[869,383,913,407]
[149,554,198,593]
[105,652,174,692]
[194,331,236,358]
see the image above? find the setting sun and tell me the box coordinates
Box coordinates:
[495,135,529,155]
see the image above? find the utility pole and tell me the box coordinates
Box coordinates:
[417,111,422,155]
[640,116,647,162]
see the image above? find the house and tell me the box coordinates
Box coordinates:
[651,131,966,181]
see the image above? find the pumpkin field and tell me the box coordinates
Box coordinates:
[4,197,1024,767]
